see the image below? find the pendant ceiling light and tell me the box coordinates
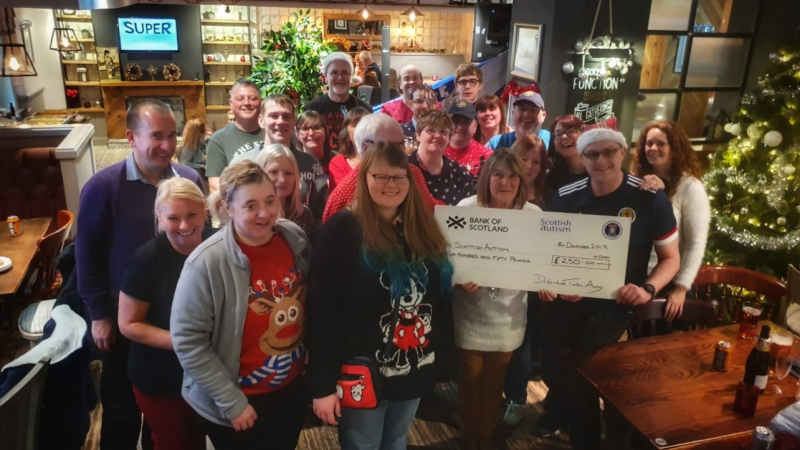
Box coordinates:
[183,0,202,4]
[401,3,423,23]
[359,0,373,20]
[1,10,37,77]
[49,27,82,52]
[219,0,240,13]
[50,11,82,52]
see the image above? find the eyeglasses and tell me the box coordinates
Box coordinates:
[555,128,581,138]
[582,147,621,161]
[327,70,351,79]
[369,173,409,185]
[424,128,451,137]
[297,125,324,134]
[456,78,480,87]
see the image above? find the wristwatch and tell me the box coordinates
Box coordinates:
[641,283,656,301]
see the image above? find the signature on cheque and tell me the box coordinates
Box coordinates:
[531,274,603,294]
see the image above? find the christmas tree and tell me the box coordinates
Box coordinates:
[704,45,800,276]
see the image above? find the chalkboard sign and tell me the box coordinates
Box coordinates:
[566,58,622,126]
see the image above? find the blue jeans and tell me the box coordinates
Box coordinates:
[338,398,421,450]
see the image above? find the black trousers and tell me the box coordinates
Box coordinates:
[200,378,307,450]
[540,300,630,450]
[99,332,152,450]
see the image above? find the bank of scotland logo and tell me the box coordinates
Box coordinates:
[447,216,465,229]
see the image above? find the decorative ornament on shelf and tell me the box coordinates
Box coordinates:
[163,63,181,81]
[124,63,143,81]
[764,130,783,147]
[148,65,157,81]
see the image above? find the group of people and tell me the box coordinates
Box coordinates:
[74,50,711,450]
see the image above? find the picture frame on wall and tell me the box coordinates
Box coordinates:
[509,23,543,82]
[97,46,122,82]
[334,20,347,30]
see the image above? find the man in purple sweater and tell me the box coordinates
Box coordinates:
[76,99,204,449]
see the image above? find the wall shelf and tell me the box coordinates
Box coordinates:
[203,61,251,66]
[206,105,231,111]
[65,81,100,86]
[100,80,205,87]
[205,82,235,86]
[62,60,98,65]
[77,38,95,43]
[56,14,92,22]
[201,19,256,27]
[202,41,250,45]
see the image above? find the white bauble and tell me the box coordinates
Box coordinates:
[729,123,742,136]
[763,130,783,147]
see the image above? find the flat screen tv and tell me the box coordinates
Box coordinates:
[118,17,179,52]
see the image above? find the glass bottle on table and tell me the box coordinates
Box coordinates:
[744,325,772,394]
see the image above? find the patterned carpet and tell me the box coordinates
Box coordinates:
[0,144,573,450]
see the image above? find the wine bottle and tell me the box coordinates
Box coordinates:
[743,325,771,393]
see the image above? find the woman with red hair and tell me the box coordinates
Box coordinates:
[632,121,709,321]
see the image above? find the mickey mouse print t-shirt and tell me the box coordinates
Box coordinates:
[237,234,306,396]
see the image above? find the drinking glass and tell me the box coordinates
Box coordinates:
[770,327,794,377]
[774,354,792,395]
[738,301,763,339]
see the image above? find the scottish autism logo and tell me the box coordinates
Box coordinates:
[118,18,178,52]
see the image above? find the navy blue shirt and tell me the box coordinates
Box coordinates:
[548,172,677,310]
[408,152,475,206]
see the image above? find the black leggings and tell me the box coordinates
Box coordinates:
[199,378,307,450]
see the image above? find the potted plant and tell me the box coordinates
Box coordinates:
[251,9,337,108]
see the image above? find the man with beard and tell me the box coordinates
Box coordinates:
[206,79,264,192]
[487,91,551,151]
[305,52,372,154]
[443,101,492,178]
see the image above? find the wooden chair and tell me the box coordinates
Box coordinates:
[692,265,787,326]
[783,265,800,334]
[25,210,74,299]
[628,299,716,339]
[0,357,51,450]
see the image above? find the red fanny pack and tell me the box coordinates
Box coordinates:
[337,356,382,409]
[336,298,401,409]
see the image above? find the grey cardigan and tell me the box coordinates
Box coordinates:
[170,219,311,426]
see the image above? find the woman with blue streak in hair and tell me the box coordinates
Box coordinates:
[306,141,453,450]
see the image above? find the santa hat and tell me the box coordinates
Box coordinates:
[576,128,628,154]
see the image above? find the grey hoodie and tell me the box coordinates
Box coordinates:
[170,219,311,426]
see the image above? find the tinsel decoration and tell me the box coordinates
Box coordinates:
[500,80,541,105]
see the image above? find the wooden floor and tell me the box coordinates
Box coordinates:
[1,322,571,450]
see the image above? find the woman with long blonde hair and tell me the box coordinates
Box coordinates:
[255,144,318,242]
[176,119,207,177]
[307,141,453,450]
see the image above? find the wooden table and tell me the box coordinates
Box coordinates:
[576,321,798,449]
[0,217,52,296]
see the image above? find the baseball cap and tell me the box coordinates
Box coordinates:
[513,91,545,109]
[447,100,477,120]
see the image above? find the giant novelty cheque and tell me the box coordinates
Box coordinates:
[434,206,632,300]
